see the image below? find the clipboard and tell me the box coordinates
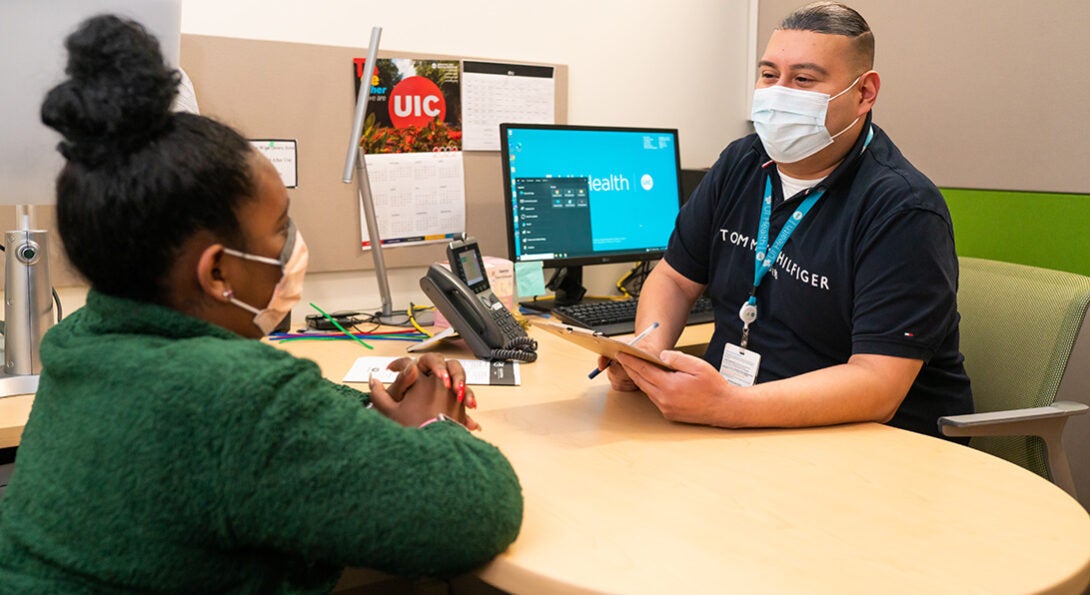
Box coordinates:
[533,321,677,370]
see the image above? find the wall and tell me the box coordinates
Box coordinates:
[757,0,1090,194]
[944,189,1090,277]
[173,1,755,321]
[756,0,1090,277]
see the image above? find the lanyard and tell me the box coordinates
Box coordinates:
[738,126,874,349]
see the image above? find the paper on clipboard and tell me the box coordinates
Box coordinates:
[533,321,676,370]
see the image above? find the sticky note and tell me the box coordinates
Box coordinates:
[515,261,547,298]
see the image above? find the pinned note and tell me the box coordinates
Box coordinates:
[250,139,298,188]
[515,261,547,298]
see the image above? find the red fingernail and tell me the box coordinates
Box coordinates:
[457,383,465,403]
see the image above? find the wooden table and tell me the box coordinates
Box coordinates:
[5,324,1090,593]
[276,325,1090,594]
[0,392,33,450]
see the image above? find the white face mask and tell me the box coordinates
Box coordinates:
[750,76,862,164]
[223,221,309,335]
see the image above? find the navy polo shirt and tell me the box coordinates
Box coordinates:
[665,116,972,438]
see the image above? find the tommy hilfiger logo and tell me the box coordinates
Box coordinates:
[719,228,832,291]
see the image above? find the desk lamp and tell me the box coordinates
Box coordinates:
[342,27,410,325]
[0,0,181,397]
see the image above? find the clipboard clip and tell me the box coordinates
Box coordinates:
[561,324,603,337]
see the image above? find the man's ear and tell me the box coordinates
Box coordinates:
[858,70,880,115]
[196,243,232,303]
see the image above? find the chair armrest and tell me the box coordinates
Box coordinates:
[938,401,1089,437]
[939,401,1088,498]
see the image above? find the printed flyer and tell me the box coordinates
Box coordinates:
[352,57,462,153]
[350,57,466,248]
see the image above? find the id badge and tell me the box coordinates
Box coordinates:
[719,343,762,387]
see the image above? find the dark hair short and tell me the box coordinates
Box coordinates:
[41,15,256,304]
[778,2,874,72]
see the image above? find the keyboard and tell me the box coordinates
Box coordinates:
[552,296,715,336]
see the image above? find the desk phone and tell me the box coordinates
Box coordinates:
[420,237,536,362]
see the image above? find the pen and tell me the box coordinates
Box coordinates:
[588,321,659,379]
[309,302,373,350]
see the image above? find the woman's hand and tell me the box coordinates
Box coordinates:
[368,353,479,430]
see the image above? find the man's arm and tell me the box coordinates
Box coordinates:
[602,260,705,391]
[617,348,922,428]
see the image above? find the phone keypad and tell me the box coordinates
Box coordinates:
[493,308,525,343]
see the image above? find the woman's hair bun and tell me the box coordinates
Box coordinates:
[41,14,180,166]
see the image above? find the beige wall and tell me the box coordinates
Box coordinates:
[8,2,758,324]
[174,0,758,321]
[758,0,1090,194]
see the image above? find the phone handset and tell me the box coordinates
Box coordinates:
[418,238,537,362]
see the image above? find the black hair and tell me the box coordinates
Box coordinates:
[41,14,256,304]
[778,2,875,72]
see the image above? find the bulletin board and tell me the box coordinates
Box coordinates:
[180,34,568,274]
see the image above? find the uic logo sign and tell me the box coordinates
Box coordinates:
[389,76,446,129]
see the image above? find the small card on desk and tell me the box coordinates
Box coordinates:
[344,356,520,386]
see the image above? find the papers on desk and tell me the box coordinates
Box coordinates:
[344,356,520,386]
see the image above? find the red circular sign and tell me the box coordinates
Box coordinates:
[388,76,446,129]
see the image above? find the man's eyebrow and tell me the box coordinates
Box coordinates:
[788,62,829,76]
[756,60,830,77]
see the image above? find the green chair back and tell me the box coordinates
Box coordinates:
[957,257,1090,479]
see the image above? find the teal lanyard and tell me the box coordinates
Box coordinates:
[738,126,874,349]
[749,178,824,305]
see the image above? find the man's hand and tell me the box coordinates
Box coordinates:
[616,350,734,425]
[597,354,639,392]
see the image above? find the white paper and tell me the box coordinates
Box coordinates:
[344,356,520,386]
[250,139,297,188]
[461,61,555,151]
[359,151,466,248]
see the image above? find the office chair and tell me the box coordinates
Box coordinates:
[939,257,1090,500]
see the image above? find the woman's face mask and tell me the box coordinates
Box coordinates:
[222,219,309,335]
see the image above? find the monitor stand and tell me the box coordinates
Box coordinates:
[519,266,589,313]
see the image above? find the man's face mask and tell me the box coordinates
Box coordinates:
[750,76,862,164]
[222,219,309,335]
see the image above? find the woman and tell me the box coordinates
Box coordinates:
[0,15,522,592]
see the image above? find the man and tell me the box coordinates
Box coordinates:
[604,1,972,438]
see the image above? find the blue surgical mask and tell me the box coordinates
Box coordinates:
[751,76,861,164]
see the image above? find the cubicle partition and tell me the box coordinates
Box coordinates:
[0,35,568,288]
[180,34,568,276]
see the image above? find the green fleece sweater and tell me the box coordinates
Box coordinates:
[0,291,522,593]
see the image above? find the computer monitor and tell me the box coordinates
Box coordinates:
[500,123,682,307]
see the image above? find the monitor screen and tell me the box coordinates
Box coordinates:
[501,124,682,269]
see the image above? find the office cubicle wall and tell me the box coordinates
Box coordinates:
[758,0,1090,194]
[758,0,1090,277]
[180,35,567,275]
